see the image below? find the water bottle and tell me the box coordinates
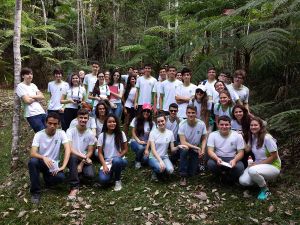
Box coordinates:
[247,156,253,167]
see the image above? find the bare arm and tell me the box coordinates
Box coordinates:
[159,94,164,111]
[60,142,71,170]
[207,146,222,165]
[98,145,109,174]
[179,134,200,150]
[175,95,190,104]
[230,150,244,168]
[252,151,278,166]
[69,141,87,159]
[60,94,75,104]
[119,141,128,157]
[31,90,45,101]
[134,87,140,109]
[132,127,146,144]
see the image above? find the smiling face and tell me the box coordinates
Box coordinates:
[182,72,191,83]
[168,67,177,80]
[92,63,100,75]
[169,107,178,119]
[218,119,231,136]
[215,81,225,93]
[207,69,216,81]
[176,72,183,81]
[142,109,151,119]
[219,92,230,105]
[113,72,120,83]
[97,104,106,117]
[130,76,136,86]
[77,114,89,128]
[156,116,166,130]
[107,116,117,131]
[186,108,196,122]
[54,72,62,82]
[250,119,261,135]
[233,107,244,121]
[23,72,33,84]
[71,75,80,86]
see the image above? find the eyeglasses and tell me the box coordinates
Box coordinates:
[169,110,178,113]
[143,110,151,113]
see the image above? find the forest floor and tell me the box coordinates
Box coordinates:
[0,89,299,225]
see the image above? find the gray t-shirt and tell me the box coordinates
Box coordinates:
[178,119,207,146]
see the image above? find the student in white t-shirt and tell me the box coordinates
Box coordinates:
[153,68,167,115]
[16,67,46,133]
[123,75,137,136]
[207,115,245,183]
[61,73,86,131]
[239,117,281,201]
[175,68,197,118]
[28,112,70,204]
[67,109,95,199]
[94,101,110,139]
[97,114,128,191]
[159,66,182,113]
[83,61,100,103]
[214,80,241,105]
[47,68,69,129]
[134,64,157,112]
[130,103,155,169]
[214,90,234,124]
[178,105,207,186]
[199,67,218,103]
[108,70,124,118]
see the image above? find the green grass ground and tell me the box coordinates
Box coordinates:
[0,89,299,225]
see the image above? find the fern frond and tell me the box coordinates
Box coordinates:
[120,44,146,53]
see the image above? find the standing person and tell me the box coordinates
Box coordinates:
[153,68,167,115]
[67,109,95,199]
[239,117,281,200]
[214,81,241,105]
[134,64,157,112]
[130,103,155,169]
[97,114,128,191]
[121,67,133,85]
[214,90,234,124]
[104,70,110,84]
[28,112,70,204]
[108,70,124,118]
[123,75,137,135]
[189,85,212,129]
[61,73,86,130]
[79,70,85,84]
[218,71,232,85]
[178,105,207,186]
[16,67,46,133]
[227,69,250,111]
[175,67,197,119]
[159,66,182,114]
[207,116,245,183]
[47,68,69,130]
[176,72,182,82]
[83,61,100,103]
[199,67,218,103]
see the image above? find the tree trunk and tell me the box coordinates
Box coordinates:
[40,0,47,41]
[12,0,22,170]
[76,0,80,56]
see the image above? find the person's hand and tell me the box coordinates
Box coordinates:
[77,162,84,173]
[124,108,128,115]
[198,150,205,159]
[216,158,222,166]
[134,103,138,110]
[159,161,165,172]
[51,167,63,176]
[138,140,146,145]
[69,99,76,104]
[229,159,237,168]
[102,164,110,174]
[153,107,158,115]
[59,108,64,113]
[43,156,53,169]
[144,150,149,157]
[178,144,188,150]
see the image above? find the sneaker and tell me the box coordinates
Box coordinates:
[114,181,122,191]
[257,188,271,200]
[68,188,79,200]
[31,193,40,204]
[151,172,158,182]
[180,177,187,186]
[135,161,141,169]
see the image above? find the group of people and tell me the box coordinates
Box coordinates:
[15,63,281,204]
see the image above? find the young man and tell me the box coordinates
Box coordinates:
[178,105,207,186]
[134,64,157,111]
[218,71,232,85]
[207,115,245,183]
[83,61,100,103]
[175,68,197,118]
[66,108,95,199]
[199,67,218,103]
[47,68,69,130]
[16,67,46,133]
[28,112,70,204]
[159,66,182,114]
[153,68,167,115]
[227,69,250,111]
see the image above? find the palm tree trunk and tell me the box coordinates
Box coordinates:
[12,0,22,170]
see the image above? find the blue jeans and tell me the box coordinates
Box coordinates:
[111,102,123,118]
[130,140,149,164]
[207,157,244,181]
[28,158,65,194]
[98,157,128,184]
[179,148,199,177]
[26,114,46,133]
[148,156,174,175]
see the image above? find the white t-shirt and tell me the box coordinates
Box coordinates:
[214,103,233,119]
[231,120,242,132]
[130,117,155,141]
[160,79,182,111]
[91,84,110,107]
[69,117,97,130]
[16,82,45,117]
[178,119,207,146]
[149,128,175,158]
[47,81,69,110]
[32,129,68,162]
[136,76,157,105]
[213,88,240,104]
[166,116,181,140]
[175,83,197,118]
[124,87,137,108]
[109,83,124,104]
[83,73,98,99]
[201,79,218,102]
[152,81,162,109]
[63,86,86,109]
[95,118,104,138]
[228,84,249,104]
[66,127,95,155]
[97,131,127,160]
[207,130,244,158]
[189,99,212,120]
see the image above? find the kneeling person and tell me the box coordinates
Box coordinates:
[67,109,95,199]
[28,112,70,204]
[207,116,245,183]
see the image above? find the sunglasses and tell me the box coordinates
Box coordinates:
[170,109,178,113]
[143,109,151,113]
[196,90,205,94]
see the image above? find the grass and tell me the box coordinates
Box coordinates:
[0,89,299,225]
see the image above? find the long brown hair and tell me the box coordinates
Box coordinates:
[232,104,251,143]
[250,117,267,148]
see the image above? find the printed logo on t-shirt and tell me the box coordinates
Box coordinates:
[230,142,234,146]
[197,130,200,134]
[83,137,89,143]
[55,139,58,145]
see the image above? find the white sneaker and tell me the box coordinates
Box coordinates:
[114,181,122,191]
[135,161,141,169]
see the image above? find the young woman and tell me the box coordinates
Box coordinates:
[148,114,183,181]
[239,117,281,200]
[130,103,155,169]
[94,101,110,138]
[97,114,128,191]
[61,73,86,130]
[214,90,233,124]
[123,75,137,135]
[108,70,124,118]
[189,85,211,129]
[88,72,110,112]
[214,80,241,105]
